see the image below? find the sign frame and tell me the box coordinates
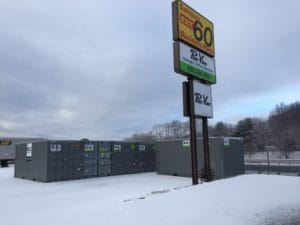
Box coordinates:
[26,143,32,160]
[193,80,213,118]
[174,41,216,84]
[172,0,215,57]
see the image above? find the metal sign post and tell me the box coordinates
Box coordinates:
[202,117,212,181]
[188,77,199,185]
[192,80,213,181]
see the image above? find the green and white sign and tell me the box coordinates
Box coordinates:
[174,41,216,84]
[224,138,229,150]
[84,144,94,151]
[182,139,190,148]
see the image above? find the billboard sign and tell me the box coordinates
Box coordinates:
[172,0,215,57]
[193,80,213,118]
[174,41,216,84]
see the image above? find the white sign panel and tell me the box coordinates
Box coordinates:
[138,145,146,151]
[182,139,190,147]
[175,41,216,84]
[193,80,213,118]
[50,144,62,152]
[26,143,32,158]
[84,144,94,151]
[113,145,121,151]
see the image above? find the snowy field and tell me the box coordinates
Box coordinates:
[1,167,300,225]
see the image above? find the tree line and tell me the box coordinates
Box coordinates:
[124,102,300,158]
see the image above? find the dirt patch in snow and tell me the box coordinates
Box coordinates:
[123,184,191,202]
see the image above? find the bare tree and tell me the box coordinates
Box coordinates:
[233,118,255,153]
[151,123,166,140]
[252,118,272,152]
[124,102,300,158]
[124,132,157,142]
[268,102,300,158]
[210,121,234,137]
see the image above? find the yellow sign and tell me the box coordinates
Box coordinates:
[172,0,215,57]
[0,140,12,145]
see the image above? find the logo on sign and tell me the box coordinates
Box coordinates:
[113,145,121,152]
[195,93,211,106]
[190,49,207,66]
[138,145,146,151]
[50,144,62,152]
[193,80,213,118]
[84,144,94,151]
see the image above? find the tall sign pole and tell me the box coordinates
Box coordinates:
[188,77,199,185]
[172,0,216,184]
[202,117,212,181]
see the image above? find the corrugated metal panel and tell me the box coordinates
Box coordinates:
[111,141,137,175]
[223,138,245,177]
[14,143,27,179]
[46,141,83,181]
[157,139,191,177]
[98,141,112,176]
[81,141,98,178]
[156,137,243,179]
[15,141,48,182]
[15,140,157,182]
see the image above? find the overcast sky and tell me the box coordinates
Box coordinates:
[0,0,300,139]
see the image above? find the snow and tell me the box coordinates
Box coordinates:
[1,166,300,225]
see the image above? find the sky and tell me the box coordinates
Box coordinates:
[0,0,300,139]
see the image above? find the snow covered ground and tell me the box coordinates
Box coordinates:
[1,166,300,225]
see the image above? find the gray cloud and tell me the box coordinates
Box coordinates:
[0,0,299,139]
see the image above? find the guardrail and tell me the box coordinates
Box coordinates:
[245,159,300,166]
[245,159,300,174]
